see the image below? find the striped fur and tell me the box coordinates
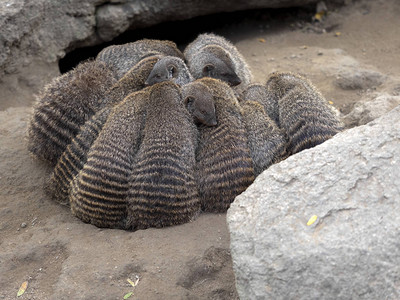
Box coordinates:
[47,107,111,205]
[96,39,184,80]
[106,55,160,103]
[184,33,253,94]
[126,81,200,230]
[242,83,279,126]
[27,60,117,165]
[188,78,255,213]
[69,89,150,229]
[265,72,344,155]
[240,100,287,176]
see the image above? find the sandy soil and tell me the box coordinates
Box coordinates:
[1,0,399,299]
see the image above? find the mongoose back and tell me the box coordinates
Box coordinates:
[187,78,255,212]
[242,83,279,126]
[265,72,344,155]
[106,55,160,103]
[240,100,287,176]
[126,81,201,230]
[96,39,184,79]
[145,56,194,86]
[48,56,191,209]
[69,88,150,229]
[184,33,253,92]
[27,60,117,166]
[47,107,112,205]
[182,82,217,126]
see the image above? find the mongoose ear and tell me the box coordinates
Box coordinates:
[168,64,178,78]
[203,64,214,75]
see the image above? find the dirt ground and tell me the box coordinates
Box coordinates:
[1,0,399,299]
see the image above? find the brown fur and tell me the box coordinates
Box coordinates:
[97,39,184,79]
[240,100,287,176]
[27,60,117,166]
[145,56,194,87]
[184,33,253,93]
[242,83,279,126]
[126,81,201,230]
[187,78,255,212]
[69,88,150,229]
[47,107,112,205]
[265,72,344,155]
[106,56,161,103]
[182,82,217,126]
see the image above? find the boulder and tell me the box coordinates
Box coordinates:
[228,105,400,299]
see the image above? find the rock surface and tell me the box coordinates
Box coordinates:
[228,105,400,299]
[0,0,322,78]
[342,92,400,127]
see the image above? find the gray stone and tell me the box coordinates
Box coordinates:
[228,105,400,299]
[343,93,400,127]
[335,68,386,90]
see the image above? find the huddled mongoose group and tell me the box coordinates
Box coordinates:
[28,33,344,231]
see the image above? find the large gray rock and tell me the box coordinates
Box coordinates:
[228,105,400,299]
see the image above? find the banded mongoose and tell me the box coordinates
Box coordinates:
[69,88,151,229]
[126,81,201,230]
[186,78,255,213]
[145,56,194,87]
[242,83,279,125]
[106,55,160,103]
[182,82,217,126]
[240,100,287,176]
[47,107,112,205]
[96,39,185,79]
[265,72,344,155]
[184,33,253,93]
[27,60,117,166]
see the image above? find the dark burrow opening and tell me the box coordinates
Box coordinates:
[59,5,320,74]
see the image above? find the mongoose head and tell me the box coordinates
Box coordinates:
[195,45,241,87]
[145,56,194,87]
[182,82,217,127]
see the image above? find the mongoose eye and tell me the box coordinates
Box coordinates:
[168,65,177,77]
[203,65,214,75]
[184,96,195,106]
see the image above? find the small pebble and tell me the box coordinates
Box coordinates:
[21,222,27,228]
[318,51,324,56]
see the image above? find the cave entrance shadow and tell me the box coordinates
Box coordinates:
[58,5,316,74]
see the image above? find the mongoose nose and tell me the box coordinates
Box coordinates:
[208,118,217,127]
[231,77,241,86]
